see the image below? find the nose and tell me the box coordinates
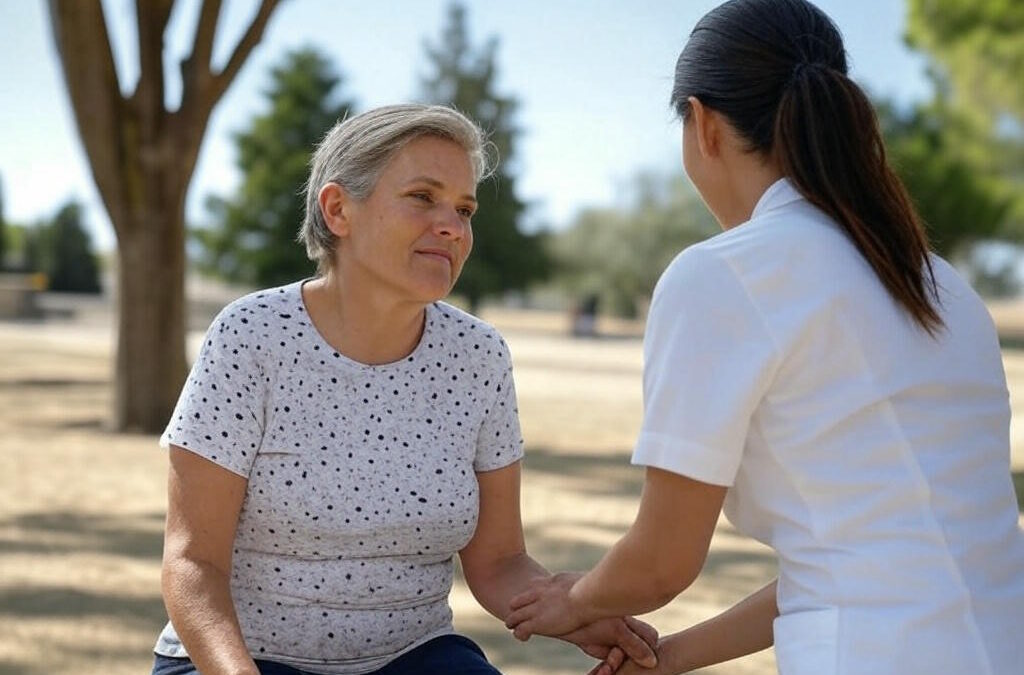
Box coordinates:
[435,206,469,240]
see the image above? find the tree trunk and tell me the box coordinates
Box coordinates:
[114,202,188,433]
[48,0,282,432]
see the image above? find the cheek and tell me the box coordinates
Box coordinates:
[449,229,472,278]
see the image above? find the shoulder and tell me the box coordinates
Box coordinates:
[199,282,305,363]
[212,282,304,327]
[429,302,513,365]
[653,235,745,307]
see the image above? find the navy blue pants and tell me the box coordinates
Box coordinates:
[151,634,501,675]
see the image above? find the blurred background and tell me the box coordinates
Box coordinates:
[0,1,1021,673]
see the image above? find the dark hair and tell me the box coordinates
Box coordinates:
[671,0,942,334]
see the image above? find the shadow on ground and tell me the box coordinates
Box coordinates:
[0,511,168,675]
[524,447,645,499]
[0,510,164,559]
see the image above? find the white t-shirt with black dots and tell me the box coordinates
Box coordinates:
[154,281,523,674]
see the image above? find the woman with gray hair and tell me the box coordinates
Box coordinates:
[151,104,658,675]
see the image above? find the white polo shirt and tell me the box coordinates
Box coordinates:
[633,179,1024,675]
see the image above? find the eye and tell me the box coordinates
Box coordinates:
[457,206,475,219]
[409,191,433,203]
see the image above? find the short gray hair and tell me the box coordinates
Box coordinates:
[299,104,494,274]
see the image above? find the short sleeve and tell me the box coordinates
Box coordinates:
[632,246,779,486]
[160,304,267,477]
[474,348,524,472]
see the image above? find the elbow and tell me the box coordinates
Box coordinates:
[646,557,702,607]
[160,552,189,607]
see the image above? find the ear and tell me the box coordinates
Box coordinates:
[687,96,722,159]
[318,182,353,238]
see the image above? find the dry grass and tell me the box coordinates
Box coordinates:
[0,303,1020,675]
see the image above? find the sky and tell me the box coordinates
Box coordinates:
[0,0,933,252]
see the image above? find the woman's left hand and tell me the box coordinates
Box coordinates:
[505,571,587,640]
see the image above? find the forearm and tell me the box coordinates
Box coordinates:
[570,525,689,620]
[567,470,723,623]
[657,579,778,674]
[162,557,259,675]
[465,551,550,621]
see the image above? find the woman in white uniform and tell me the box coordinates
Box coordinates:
[504,1,1024,673]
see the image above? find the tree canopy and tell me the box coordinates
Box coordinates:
[420,3,549,312]
[196,47,354,287]
[550,172,718,317]
[0,176,6,269]
[42,202,102,294]
[906,0,1024,126]
[904,0,1024,241]
[879,99,1012,257]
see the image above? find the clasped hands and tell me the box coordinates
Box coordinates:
[505,572,660,675]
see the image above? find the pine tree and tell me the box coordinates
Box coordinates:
[195,47,354,287]
[421,3,549,313]
[0,176,7,269]
[44,201,101,294]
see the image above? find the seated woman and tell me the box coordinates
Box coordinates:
[152,104,657,675]
[505,1,1024,674]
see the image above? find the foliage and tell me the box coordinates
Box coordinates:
[904,0,1024,240]
[22,202,101,293]
[906,0,1024,126]
[550,172,718,317]
[878,99,1012,257]
[46,202,102,293]
[420,3,549,312]
[0,176,6,269]
[195,47,354,287]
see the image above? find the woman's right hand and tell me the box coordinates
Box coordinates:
[586,643,675,675]
[562,615,660,670]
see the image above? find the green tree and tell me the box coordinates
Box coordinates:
[904,0,1024,238]
[48,0,281,432]
[196,47,354,287]
[0,176,7,269]
[879,99,1012,258]
[44,202,102,293]
[420,3,549,313]
[551,172,718,317]
[906,0,1024,127]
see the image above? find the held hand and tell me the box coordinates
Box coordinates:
[505,571,587,640]
[587,653,666,675]
[564,616,659,670]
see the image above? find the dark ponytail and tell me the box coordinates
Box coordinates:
[672,0,942,334]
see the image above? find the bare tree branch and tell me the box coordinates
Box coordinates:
[47,0,130,232]
[211,0,281,102]
[133,0,174,119]
[133,0,175,181]
[192,0,224,72]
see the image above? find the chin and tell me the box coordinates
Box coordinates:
[409,280,454,304]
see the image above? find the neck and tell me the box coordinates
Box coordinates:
[305,271,426,365]
[716,156,784,230]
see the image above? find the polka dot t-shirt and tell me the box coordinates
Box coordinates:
[154,281,523,674]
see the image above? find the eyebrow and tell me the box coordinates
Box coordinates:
[405,176,477,204]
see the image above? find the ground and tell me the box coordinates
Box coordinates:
[0,294,1020,675]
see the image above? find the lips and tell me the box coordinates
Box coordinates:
[416,248,453,265]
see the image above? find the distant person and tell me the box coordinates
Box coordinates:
[152,104,656,675]
[571,293,600,337]
[503,1,1024,674]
